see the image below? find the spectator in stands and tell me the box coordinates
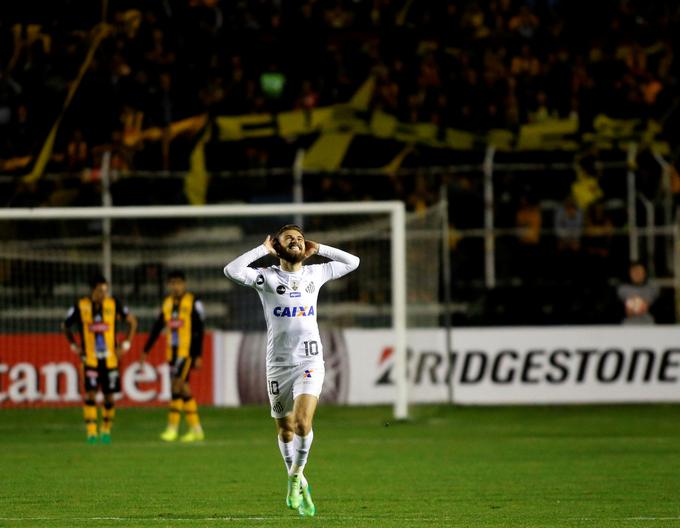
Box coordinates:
[0,71,22,144]
[406,173,436,214]
[66,129,89,172]
[295,80,320,111]
[551,194,585,281]
[324,1,355,28]
[372,65,400,114]
[584,201,614,261]
[515,193,542,279]
[617,261,659,325]
[6,103,33,157]
[144,28,175,69]
[554,195,583,252]
[528,91,554,123]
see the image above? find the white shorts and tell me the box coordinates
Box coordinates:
[266,362,325,419]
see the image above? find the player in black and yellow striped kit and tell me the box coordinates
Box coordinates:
[63,275,138,444]
[141,270,206,442]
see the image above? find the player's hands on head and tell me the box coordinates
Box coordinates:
[304,240,319,260]
[264,235,279,257]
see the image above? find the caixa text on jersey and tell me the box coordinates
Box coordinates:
[272,305,315,317]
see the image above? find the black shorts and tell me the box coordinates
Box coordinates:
[83,360,121,394]
[170,355,193,384]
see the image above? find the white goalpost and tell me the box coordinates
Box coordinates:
[0,201,409,419]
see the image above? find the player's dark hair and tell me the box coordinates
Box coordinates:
[168,269,186,281]
[275,224,304,239]
[89,274,108,290]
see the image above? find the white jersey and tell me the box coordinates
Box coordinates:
[224,244,359,367]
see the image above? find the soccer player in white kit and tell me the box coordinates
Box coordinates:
[224,224,359,517]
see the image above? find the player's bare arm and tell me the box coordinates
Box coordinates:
[139,312,165,367]
[62,321,82,356]
[117,312,138,356]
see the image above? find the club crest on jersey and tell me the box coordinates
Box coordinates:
[88,322,110,332]
[273,305,315,317]
[306,282,315,294]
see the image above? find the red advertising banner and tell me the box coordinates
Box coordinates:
[0,333,213,407]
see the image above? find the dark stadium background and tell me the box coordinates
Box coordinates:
[3,0,680,326]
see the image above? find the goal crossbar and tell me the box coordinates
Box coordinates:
[0,202,402,220]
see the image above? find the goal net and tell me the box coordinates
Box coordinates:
[0,202,443,418]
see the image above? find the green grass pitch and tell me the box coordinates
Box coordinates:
[0,404,679,527]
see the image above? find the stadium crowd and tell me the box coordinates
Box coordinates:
[1,0,678,174]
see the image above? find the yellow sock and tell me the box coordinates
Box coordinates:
[184,398,202,431]
[168,398,183,429]
[83,401,97,437]
[101,406,115,434]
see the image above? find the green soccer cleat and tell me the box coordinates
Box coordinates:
[298,483,316,517]
[160,427,178,442]
[179,429,205,443]
[86,434,98,444]
[100,432,111,444]
[287,474,302,510]
[285,479,293,508]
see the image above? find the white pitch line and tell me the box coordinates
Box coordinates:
[0,518,273,523]
[2,515,679,524]
[0,516,451,523]
[149,516,678,523]
[626,518,680,521]
[0,439,271,448]
[570,518,680,523]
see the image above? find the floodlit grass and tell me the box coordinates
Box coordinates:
[0,404,679,527]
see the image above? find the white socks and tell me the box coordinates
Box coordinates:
[290,431,314,476]
[278,436,294,469]
[278,435,308,487]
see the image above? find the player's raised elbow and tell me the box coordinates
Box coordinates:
[346,253,360,272]
[223,263,236,280]
[224,262,245,283]
[350,254,360,270]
